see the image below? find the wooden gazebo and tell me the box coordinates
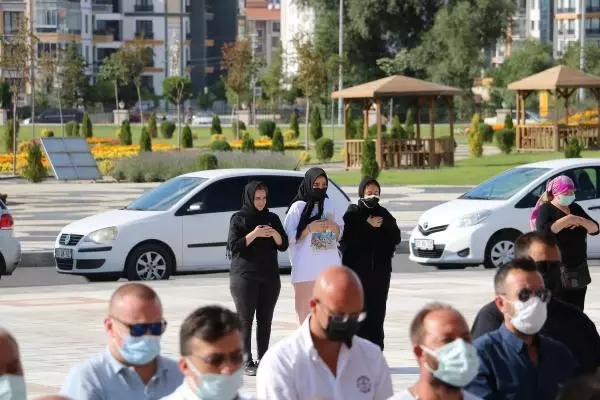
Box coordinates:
[331,75,462,169]
[508,65,600,151]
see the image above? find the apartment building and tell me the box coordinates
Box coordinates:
[0,0,237,102]
[280,0,314,78]
[243,0,280,66]
[554,0,600,57]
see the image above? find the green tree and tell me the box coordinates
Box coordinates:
[310,106,323,141]
[148,113,158,138]
[315,137,334,161]
[561,41,600,76]
[120,120,132,145]
[389,115,406,139]
[57,45,89,107]
[163,76,193,150]
[211,115,223,135]
[290,111,300,139]
[98,51,128,111]
[117,42,154,125]
[271,128,285,153]
[468,113,483,157]
[3,120,18,154]
[22,143,46,183]
[82,112,93,138]
[139,126,152,152]
[261,42,284,114]
[405,109,415,139]
[182,125,193,148]
[504,113,514,129]
[361,136,380,179]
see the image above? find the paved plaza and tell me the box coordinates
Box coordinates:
[1,269,599,398]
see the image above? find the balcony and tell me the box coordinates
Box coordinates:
[134,4,154,12]
[92,0,118,13]
[186,32,192,40]
[587,6,600,12]
[567,28,575,35]
[186,4,191,12]
[587,28,600,35]
[135,31,154,39]
[93,29,121,41]
[557,7,576,13]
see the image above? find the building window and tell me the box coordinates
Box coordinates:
[3,12,22,34]
[85,15,89,34]
[135,20,153,38]
[531,20,535,30]
[272,21,280,33]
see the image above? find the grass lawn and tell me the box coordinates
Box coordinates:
[328,151,600,186]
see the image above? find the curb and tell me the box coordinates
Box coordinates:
[18,243,411,268]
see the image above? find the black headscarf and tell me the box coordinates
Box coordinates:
[358,176,382,212]
[226,181,269,259]
[287,167,329,239]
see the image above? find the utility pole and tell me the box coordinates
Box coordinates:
[580,0,586,102]
[337,0,343,126]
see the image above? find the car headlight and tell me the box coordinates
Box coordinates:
[83,227,118,244]
[450,210,492,228]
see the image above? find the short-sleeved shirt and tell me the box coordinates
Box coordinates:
[283,198,344,283]
[465,324,577,400]
[256,317,393,400]
[389,389,482,399]
[61,350,183,400]
[535,202,599,268]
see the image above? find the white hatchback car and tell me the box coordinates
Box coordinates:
[0,199,21,278]
[54,169,350,281]
[409,158,600,269]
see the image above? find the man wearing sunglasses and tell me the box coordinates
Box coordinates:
[160,305,253,400]
[256,265,393,400]
[61,283,182,400]
[471,231,600,374]
[465,258,578,399]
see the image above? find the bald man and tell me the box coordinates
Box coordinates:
[256,265,393,399]
[61,283,182,400]
[0,329,27,399]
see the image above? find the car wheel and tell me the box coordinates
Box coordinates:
[125,243,172,281]
[85,274,120,282]
[484,231,519,269]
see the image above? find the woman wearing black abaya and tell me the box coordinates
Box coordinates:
[340,177,401,350]
[227,181,288,376]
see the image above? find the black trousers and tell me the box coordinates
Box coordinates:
[230,274,281,361]
[556,287,587,311]
[356,269,391,350]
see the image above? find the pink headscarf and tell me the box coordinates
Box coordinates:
[530,175,575,230]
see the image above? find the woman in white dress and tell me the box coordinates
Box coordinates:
[284,167,344,323]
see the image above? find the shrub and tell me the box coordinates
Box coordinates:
[271,129,285,153]
[232,119,246,133]
[119,120,132,145]
[258,120,277,138]
[504,113,514,130]
[41,129,54,137]
[210,134,226,142]
[405,108,415,139]
[565,138,582,158]
[361,136,379,179]
[298,151,311,164]
[65,121,79,137]
[182,125,193,148]
[215,151,297,170]
[310,107,323,141]
[283,130,296,142]
[368,124,387,138]
[210,139,232,151]
[290,112,300,139]
[148,113,158,138]
[389,115,407,139]
[139,127,152,152]
[479,123,494,143]
[82,112,93,138]
[315,137,334,162]
[241,135,255,152]
[211,115,222,134]
[4,120,19,153]
[197,153,218,170]
[22,143,46,182]
[494,128,516,154]
[160,120,176,139]
[347,118,362,139]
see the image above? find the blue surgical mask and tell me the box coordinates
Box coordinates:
[558,194,575,206]
[421,338,480,388]
[186,358,244,400]
[118,335,161,365]
[0,375,27,400]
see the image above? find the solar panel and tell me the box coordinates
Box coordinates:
[39,137,102,180]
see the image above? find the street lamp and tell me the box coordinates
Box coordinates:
[337,0,343,126]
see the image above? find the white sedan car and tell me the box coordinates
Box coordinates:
[410,158,600,269]
[0,199,21,278]
[54,169,350,281]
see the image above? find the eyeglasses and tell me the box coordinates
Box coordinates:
[316,299,367,323]
[534,261,563,275]
[111,316,167,337]
[189,350,245,367]
[505,287,551,303]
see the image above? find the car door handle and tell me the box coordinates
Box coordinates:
[589,206,600,210]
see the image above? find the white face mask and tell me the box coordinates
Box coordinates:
[0,375,27,400]
[505,296,547,335]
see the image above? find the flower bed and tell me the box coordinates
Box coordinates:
[228,139,304,150]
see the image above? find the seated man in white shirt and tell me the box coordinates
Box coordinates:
[391,302,481,400]
[256,265,393,400]
[161,305,253,400]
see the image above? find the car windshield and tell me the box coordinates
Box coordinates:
[460,167,550,200]
[125,177,207,211]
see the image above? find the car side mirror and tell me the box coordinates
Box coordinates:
[187,202,204,213]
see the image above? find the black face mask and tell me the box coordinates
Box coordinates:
[360,195,380,209]
[321,316,362,343]
[311,188,327,201]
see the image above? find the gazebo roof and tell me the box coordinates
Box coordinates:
[507,65,600,90]
[331,75,463,99]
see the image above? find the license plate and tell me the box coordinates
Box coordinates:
[414,239,434,251]
[55,248,72,259]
